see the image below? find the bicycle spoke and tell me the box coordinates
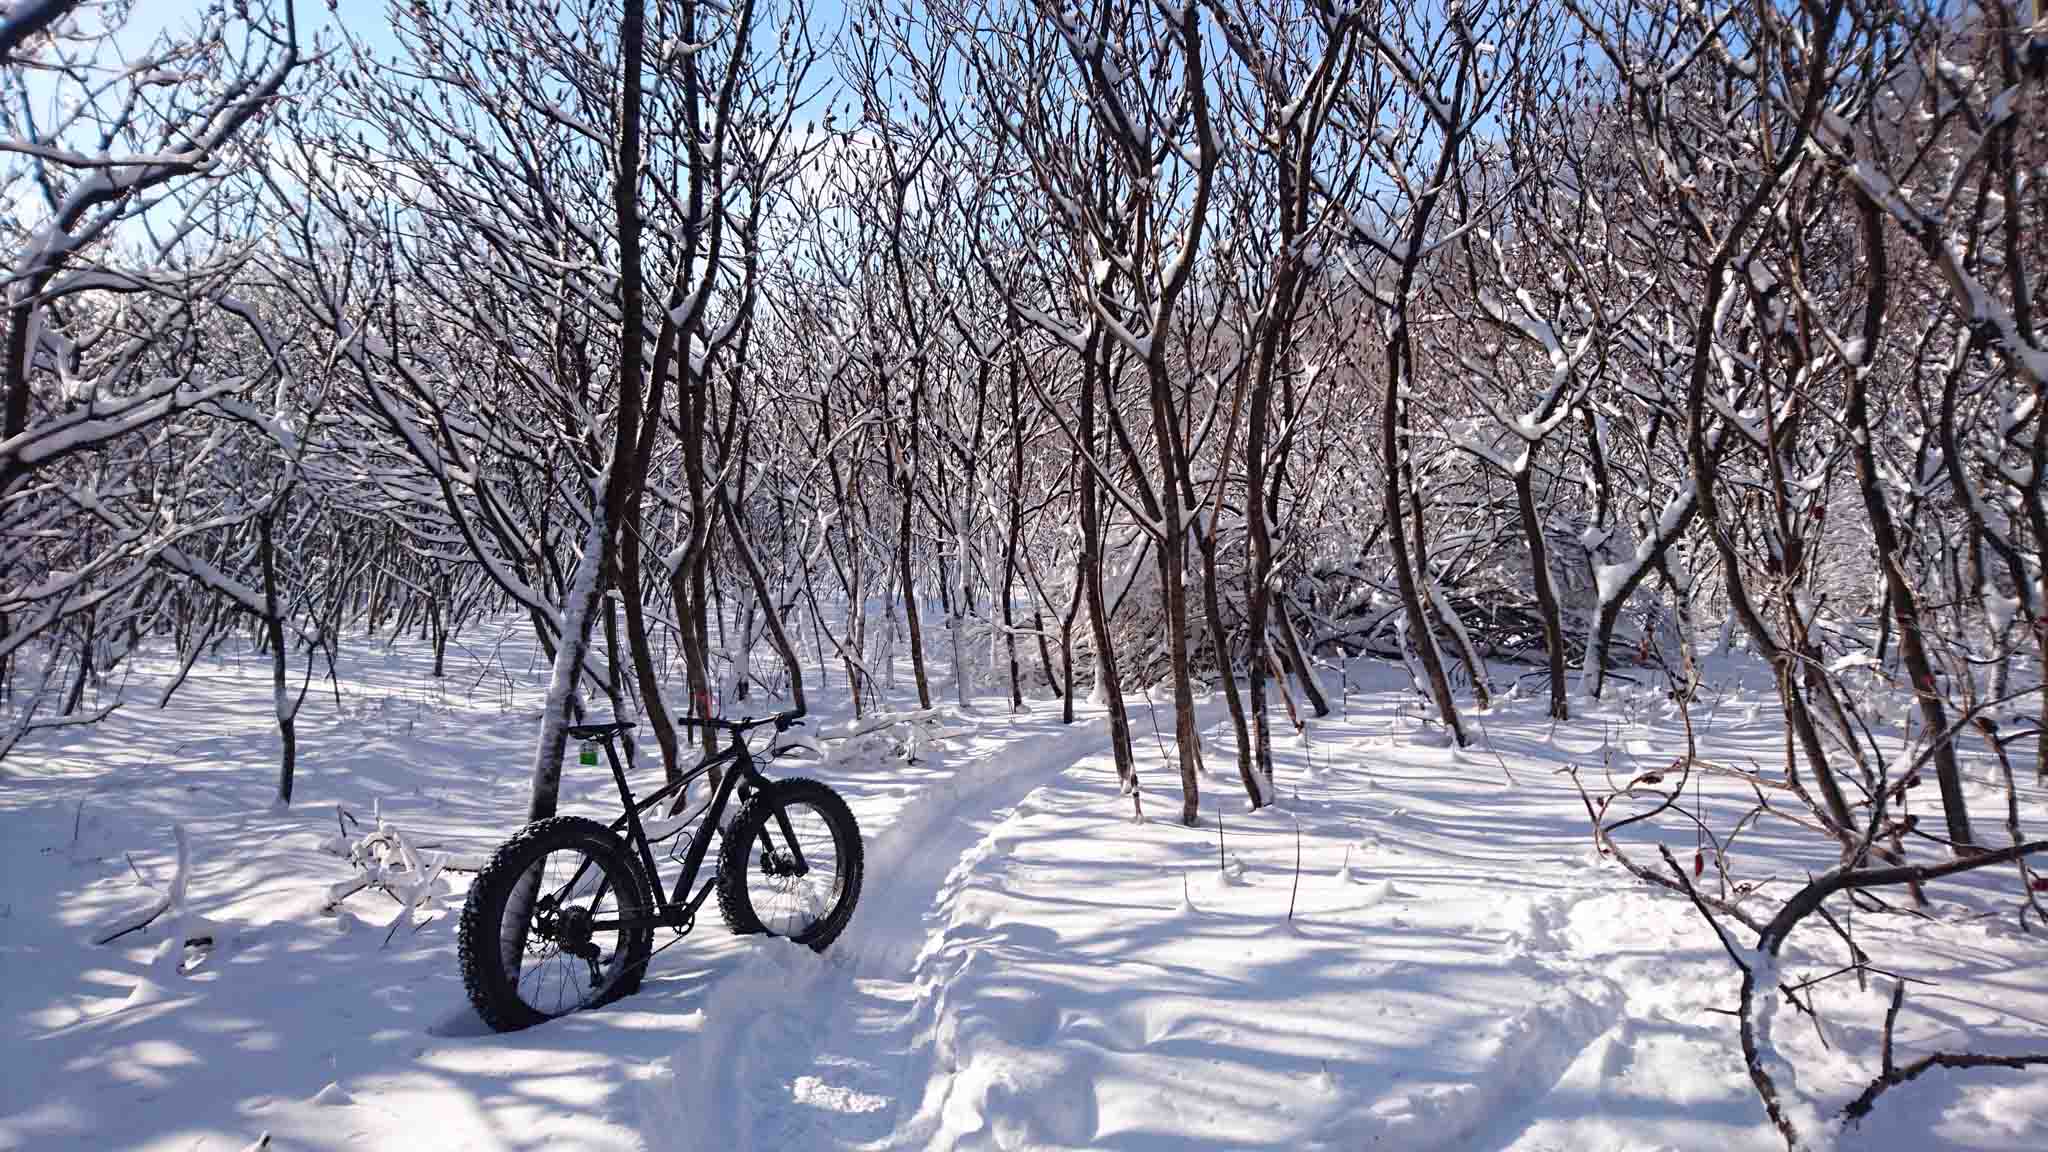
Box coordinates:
[499,843,635,1019]
[744,799,843,937]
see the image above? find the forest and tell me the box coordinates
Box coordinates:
[6,1,2048,1149]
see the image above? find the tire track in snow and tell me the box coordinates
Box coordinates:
[636,706,1121,1152]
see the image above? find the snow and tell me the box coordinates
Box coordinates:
[3,634,2047,1151]
[1595,560,1633,605]
[306,1083,353,1108]
[1936,55,1978,86]
[1984,584,2021,634]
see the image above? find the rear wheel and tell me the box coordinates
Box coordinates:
[458,816,653,1032]
[716,778,863,950]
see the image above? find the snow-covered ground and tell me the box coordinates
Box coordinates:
[4,625,2046,1150]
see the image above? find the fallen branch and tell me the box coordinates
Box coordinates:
[1660,837,2048,1149]
[1841,981,2048,1122]
[1755,839,2048,956]
[322,812,465,935]
[94,823,190,946]
[384,856,446,948]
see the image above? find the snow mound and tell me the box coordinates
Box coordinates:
[121,974,171,1010]
[934,1012,1099,1150]
[309,1081,354,1107]
[1335,982,1621,1151]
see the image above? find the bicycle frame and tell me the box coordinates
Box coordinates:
[584,724,799,934]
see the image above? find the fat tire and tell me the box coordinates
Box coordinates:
[716,778,863,951]
[458,815,653,1032]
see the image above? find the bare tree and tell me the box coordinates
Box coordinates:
[1,0,301,746]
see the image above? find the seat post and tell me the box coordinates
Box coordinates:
[598,737,636,808]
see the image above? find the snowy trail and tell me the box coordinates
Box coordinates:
[637,702,1123,1151]
[10,639,2048,1152]
[0,628,1103,1151]
[638,691,1633,1152]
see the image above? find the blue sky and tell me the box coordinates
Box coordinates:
[141,0,854,60]
[136,0,400,56]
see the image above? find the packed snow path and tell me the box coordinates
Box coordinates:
[641,683,2048,1152]
[642,707,1638,1152]
[0,628,1171,1151]
[5,631,2048,1150]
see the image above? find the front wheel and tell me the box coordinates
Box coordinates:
[716,778,863,950]
[457,816,654,1032]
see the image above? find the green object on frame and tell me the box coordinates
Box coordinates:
[579,740,599,766]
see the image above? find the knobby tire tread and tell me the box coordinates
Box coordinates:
[457,815,652,1033]
[715,777,863,951]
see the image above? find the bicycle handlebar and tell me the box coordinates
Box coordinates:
[674,707,805,734]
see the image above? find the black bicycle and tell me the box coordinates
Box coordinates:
[456,708,862,1031]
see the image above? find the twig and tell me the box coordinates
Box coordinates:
[1879,981,1902,1080]
[1567,764,1767,933]
[1843,981,2048,1122]
[1287,813,1303,922]
[1469,709,1518,786]
[1657,844,1799,1149]
[95,824,191,946]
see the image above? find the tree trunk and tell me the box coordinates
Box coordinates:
[428,577,449,679]
[534,0,647,822]
[1383,331,1467,745]
[1246,336,1279,794]
[952,502,974,709]
[1515,465,1569,720]
[1195,516,1258,803]
[1080,340,1136,783]
[1146,359,1203,824]
[1036,602,1061,698]
[1846,190,1973,850]
[1061,549,1084,725]
[259,514,296,807]
[618,499,681,781]
[1275,599,1330,718]
[898,414,933,709]
[61,618,90,717]
[1003,358,1027,711]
